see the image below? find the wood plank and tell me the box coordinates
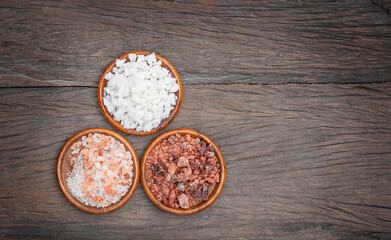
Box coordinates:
[373,0,391,14]
[1,0,391,87]
[0,84,390,239]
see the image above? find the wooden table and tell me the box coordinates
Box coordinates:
[1,1,390,239]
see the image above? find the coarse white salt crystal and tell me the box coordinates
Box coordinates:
[103,53,179,132]
[128,54,137,62]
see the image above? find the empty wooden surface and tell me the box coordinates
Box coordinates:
[1,0,391,86]
[1,0,391,239]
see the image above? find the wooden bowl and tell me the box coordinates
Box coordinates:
[98,51,183,136]
[141,129,226,215]
[56,128,140,214]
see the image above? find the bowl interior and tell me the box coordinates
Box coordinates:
[141,129,226,215]
[57,128,139,214]
[98,51,183,136]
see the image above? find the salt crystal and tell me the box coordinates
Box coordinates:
[103,53,179,132]
[66,133,133,208]
[128,54,137,62]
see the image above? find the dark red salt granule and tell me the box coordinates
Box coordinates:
[145,134,220,209]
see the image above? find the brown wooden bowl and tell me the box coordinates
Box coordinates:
[56,128,140,214]
[98,51,183,136]
[141,129,226,215]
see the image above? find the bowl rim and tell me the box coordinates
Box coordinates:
[56,128,140,214]
[98,51,183,136]
[141,128,226,215]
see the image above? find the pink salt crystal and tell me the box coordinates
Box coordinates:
[191,138,200,145]
[165,173,171,181]
[71,143,77,150]
[177,157,189,167]
[66,133,133,208]
[205,177,215,184]
[177,194,189,209]
[185,134,191,142]
[177,183,186,191]
[168,163,177,174]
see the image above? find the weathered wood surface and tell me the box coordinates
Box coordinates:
[374,0,391,14]
[1,84,390,239]
[1,0,391,239]
[1,0,391,87]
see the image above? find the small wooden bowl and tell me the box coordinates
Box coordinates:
[56,128,140,214]
[98,51,183,136]
[141,129,226,215]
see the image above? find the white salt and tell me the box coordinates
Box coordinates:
[103,53,180,132]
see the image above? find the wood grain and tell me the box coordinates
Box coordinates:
[373,0,391,14]
[1,0,391,87]
[0,84,390,239]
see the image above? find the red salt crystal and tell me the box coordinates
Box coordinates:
[177,157,188,167]
[124,172,131,180]
[146,170,153,179]
[191,138,200,145]
[152,162,164,176]
[189,174,196,181]
[214,174,220,182]
[185,134,191,142]
[205,177,215,184]
[162,187,170,196]
[184,167,192,177]
[145,133,220,209]
[167,163,177,174]
[167,138,176,145]
[176,183,186,191]
[205,164,213,173]
[204,151,214,158]
[201,185,210,201]
[177,194,189,209]
[165,173,172,181]
[177,173,189,182]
